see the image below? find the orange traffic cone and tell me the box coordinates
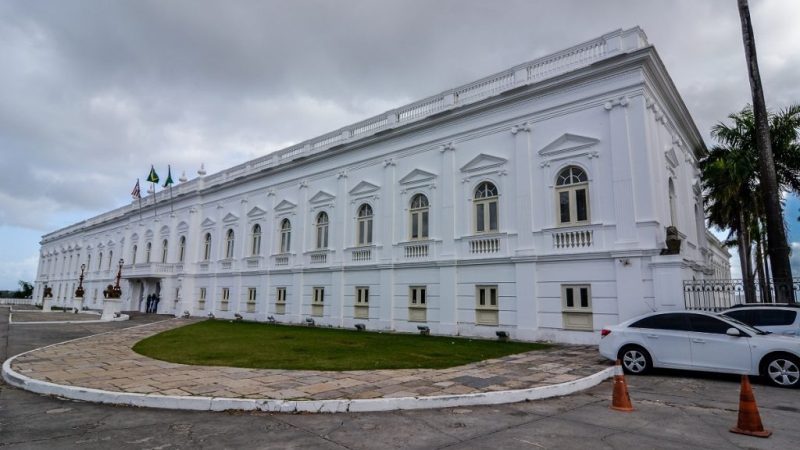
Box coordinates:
[730,375,771,438]
[610,359,634,412]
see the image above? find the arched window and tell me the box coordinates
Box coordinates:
[225,229,235,259]
[203,233,212,261]
[280,219,292,253]
[131,245,137,265]
[145,242,152,263]
[474,182,498,233]
[316,212,329,249]
[161,239,169,263]
[98,252,103,271]
[108,251,113,270]
[669,178,677,227]
[251,224,261,256]
[556,166,589,226]
[178,236,185,263]
[410,194,429,240]
[357,204,373,245]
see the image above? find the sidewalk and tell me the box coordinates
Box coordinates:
[3,318,613,412]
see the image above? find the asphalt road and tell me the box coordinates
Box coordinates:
[1,308,799,449]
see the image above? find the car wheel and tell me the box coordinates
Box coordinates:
[618,345,652,375]
[762,353,800,388]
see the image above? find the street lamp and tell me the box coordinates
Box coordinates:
[75,264,86,298]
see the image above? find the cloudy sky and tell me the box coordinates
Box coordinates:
[1,0,799,290]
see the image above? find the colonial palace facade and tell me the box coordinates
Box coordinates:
[34,28,729,344]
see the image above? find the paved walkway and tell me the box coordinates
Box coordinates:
[8,319,609,401]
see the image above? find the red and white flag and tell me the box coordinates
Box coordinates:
[131,179,141,199]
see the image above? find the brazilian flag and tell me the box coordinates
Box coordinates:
[146,165,159,184]
[163,165,174,188]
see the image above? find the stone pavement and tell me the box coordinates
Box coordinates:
[9,319,610,401]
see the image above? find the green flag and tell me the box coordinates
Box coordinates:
[146,165,159,184]
[162,165,174,188]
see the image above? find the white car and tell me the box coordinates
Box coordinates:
[722,304,800,337]
[599,311,800,388]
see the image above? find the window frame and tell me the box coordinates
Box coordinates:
[225,229,235,259]
[251,224,262,256]
[220,287,230,311]
[178,236,186,263]
[198,287,207,310]
[315,212,329,249]
[555,166,590,227]
[561,284,592,312]
[203,233,212,261]
[161,239,168,263]
[409,194,430,240]
[356,203,374,246]
[473,182,499,234]
[279,219,292,253]
[275,287,287,304]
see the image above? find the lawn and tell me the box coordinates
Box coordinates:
[132,320,548,370]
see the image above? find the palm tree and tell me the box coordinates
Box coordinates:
[737,0,793,298]
[701,105,800,302]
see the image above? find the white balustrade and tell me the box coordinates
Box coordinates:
[309,251,328,264]
[553,229,594,249]
[351,248,372,262]
[469,237,501,254]
[404,243,429,259]
[274,255,290,266]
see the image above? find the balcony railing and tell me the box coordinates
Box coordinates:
[462,234,506,256]
[553,229,593,249]
[350,247,373,263]
[273,254,290,267]
[124,263,180,277]
[307,249,330,265]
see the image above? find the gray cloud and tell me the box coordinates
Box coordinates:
[0,0,798,288]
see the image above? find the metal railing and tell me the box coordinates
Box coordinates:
[683,278,800,311]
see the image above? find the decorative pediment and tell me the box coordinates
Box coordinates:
[144,230,154,238]
[349,181,380,196]
[460,153,507,173]
[176,221,189,232]
[309,190,336,204]
[201,217,216,228]
[274,199,297,212]
[222,212,239,223]
[246,206,267,218]
[665,146,680,168]
[159,225,170,235]
[399,169,437,185]
[538,133,600,157]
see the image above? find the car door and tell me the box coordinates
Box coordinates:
[755,309,798,336]
[629,313,692,368]
[687,314,752,373]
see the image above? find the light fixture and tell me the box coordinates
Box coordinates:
[208,313,215,319]
[234,313,243,321]
[355,323,366,331]
[496,330,509,340]
[305,317,315,326]
[417,325,430,336]
[182,311,190,318]
[267,315,276,323]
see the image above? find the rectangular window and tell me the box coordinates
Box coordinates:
[488,202,498,231]
[355,286,369,319]
[276,287,286,303]
[476,203,485,232]
[411,212,419,239]
[409,286,427,322]
[247,287,256,313]
[220,287,230,311]
[476,285,499,326]
[198,287,206,310]
[562,284,592,331]
[313,287,325,304]
[422,211,429,237]
[312,287,324,317]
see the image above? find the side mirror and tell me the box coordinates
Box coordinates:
[726,327,741,337]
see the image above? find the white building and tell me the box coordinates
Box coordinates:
[34,28,729,344]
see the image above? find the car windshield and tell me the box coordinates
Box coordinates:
[717,313,770,335]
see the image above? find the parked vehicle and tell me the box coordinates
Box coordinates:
[722,304,800,337]
[599,311,800,388]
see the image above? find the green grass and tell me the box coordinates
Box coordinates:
[132,320,548,370]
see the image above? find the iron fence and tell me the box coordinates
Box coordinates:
[683,278,800,311]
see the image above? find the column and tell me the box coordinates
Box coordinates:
[512,122,534,254]
[439,143,456,257]
[605,96,637,247]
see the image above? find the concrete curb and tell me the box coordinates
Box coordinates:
[2,330,614,412]
[8,313,129,325]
